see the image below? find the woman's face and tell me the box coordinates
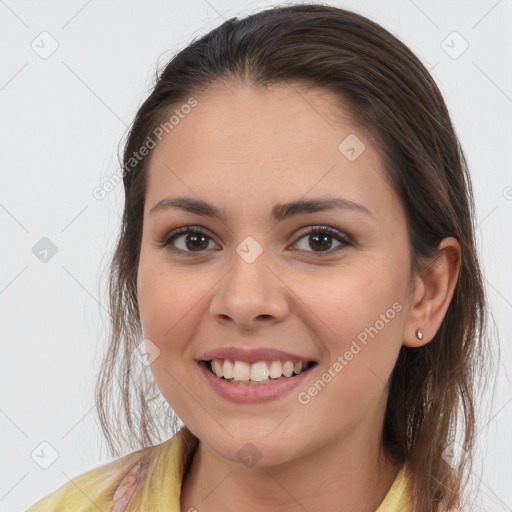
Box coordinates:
[137,82,415,466]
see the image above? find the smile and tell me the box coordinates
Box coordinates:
[198,360,318,403]
[206,359,316,384]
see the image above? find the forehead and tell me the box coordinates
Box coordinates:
[153,81,359,159]
[144,82,399,224]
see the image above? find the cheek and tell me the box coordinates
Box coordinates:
[137,259,214,361]
[292,260,405,406]
[137,266,171,339]
[138,256,181,327]
[297,305,403,432]
[136,261,204,415]
[301,263,401,347]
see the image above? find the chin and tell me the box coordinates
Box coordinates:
[197,429,304,469]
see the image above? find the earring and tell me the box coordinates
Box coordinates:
[416,328,423,340]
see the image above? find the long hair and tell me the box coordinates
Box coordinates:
[94,5,490,510]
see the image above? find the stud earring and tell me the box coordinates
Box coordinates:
[416,328,423,340]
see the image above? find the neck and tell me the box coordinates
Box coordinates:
[179,422,401,512]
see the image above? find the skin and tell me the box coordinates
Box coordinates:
[136,82,461,512]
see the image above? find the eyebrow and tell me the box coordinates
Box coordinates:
[149,196,373,222]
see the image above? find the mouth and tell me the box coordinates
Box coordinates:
[200,359,318,386]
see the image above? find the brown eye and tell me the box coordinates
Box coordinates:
[161,227,220,254]
[182,232,210,251]
[160,225,351,257]
[292,226,351,255]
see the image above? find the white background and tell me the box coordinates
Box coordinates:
[0,1,511,511]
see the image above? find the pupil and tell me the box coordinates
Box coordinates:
[310,233,331,251]
[186,233,208,251]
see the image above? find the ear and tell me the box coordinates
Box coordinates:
[403,237,461,347]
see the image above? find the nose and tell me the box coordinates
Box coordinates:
[209,252,291,330]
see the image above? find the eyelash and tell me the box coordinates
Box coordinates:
[158,225,352,257]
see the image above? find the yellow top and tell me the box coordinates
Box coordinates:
[27,427,410,511]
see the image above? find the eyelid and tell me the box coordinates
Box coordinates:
[292,224,350,242]
[289,225,352,255]
[158,225,219,250]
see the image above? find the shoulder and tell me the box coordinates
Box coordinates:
[27,427,199,511]
[376,464,410,512]
[26,445,154,512]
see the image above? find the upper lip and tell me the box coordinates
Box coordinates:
[197,346,317,364]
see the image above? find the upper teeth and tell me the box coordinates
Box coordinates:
[210,359,308,381]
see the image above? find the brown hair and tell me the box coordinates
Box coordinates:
[95,4,490,511]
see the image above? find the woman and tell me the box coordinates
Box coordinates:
[28,4,488,511]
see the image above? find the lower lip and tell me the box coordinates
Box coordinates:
[198,361,315,403]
